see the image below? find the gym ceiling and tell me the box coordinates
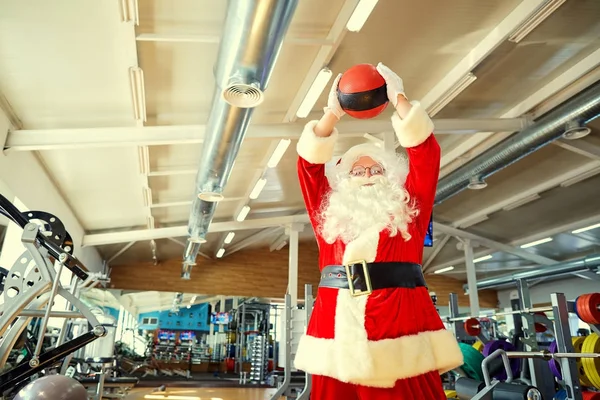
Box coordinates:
[0,0,599,284]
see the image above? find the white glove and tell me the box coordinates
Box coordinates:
[376,62,406,108]
[323,73,345,119]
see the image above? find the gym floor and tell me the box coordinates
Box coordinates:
[125,387,281,400]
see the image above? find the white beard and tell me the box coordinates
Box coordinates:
[318,175,419,245]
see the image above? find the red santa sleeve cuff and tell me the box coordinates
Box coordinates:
[391,101,435,148]
[296,120,339,164]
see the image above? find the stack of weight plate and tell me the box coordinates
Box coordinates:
[249,335,268,384]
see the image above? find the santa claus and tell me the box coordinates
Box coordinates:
[293,63,464,399]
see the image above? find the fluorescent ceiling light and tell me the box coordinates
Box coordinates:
[502,193,541,212]
[434,266,454,274]
[572,223,600,234]
[224,232,235,244]
[473,255,493,263]
[428,73,477,117]
[508,0,566,44]
[249,178,267,200]
[586,256,600,262]
[190,295,197,304]
[216,248,225,258]
[346,0,379,32]
[560,166,600,188]
[236,205,251,222]
[520,237,552,248]
[296,68,332,118]
[267,139,291,168]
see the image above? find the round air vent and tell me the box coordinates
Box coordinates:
[222,83,264,108]
[188,236,207,244]
[198,191,224,202]
[562,125,591,140]
[468,175,488,190]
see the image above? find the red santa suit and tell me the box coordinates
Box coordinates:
[293,102,464,399]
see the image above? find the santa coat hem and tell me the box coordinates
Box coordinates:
[293,289,464,388]
[294,327,463,388]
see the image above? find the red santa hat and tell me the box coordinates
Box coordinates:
[330,143,409,187]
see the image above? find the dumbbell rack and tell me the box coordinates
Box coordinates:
[249,334,268,384]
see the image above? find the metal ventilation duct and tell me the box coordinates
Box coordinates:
[468,254,600,290]
[181,0,298,277]
[435,81,600,205]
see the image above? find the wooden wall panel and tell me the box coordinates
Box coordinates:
[109,241,498,308]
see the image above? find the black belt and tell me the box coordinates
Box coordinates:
[319,261,426,296]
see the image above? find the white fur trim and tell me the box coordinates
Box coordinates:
[296,120,339,164]
[294,328,463,388]
[342,227,380,265]
[391,101,434,148]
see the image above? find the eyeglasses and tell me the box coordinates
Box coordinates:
[350,164,384,177]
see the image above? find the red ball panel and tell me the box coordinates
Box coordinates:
[338,64,385,94]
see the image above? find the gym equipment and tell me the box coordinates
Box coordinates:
[249,334,268,383]
[572,337,595,388]
[575,294,600,325]
[455,348,543,400]
[0,194,107,396]
[12,374,88,400]
[458,342,485,381]
[581,333,600,389]
[269,284,314,400]
[482,340,520,381]
[229,300,276,376]
[464,318,482,337]
[449,279,600,399]
[337,63,389,119]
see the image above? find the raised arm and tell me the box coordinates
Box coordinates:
[377,63,440,235]
[392,98,440,234]
[296,76,344,228]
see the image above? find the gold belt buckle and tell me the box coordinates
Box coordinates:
[344,260,373,297]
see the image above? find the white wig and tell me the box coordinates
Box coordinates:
[328,143,410,189]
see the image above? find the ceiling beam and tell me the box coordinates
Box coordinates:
[226,227,283,256]
[434,222,557,265]
[82,214,310,246]
[440,46,600,169]
[136,32,333,47]
[283,0,357,123]
[451,160,600,229]
[431,213,600,271]
[4,118,527,152]
[507,47,600,118]
[166,237,211,260]
[553,137,600,161]
[423,234,451,272]
[420,0,551,114]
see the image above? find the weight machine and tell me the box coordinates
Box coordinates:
[0,194,108,398]
[269,284,314,400]
[446,284,600,400]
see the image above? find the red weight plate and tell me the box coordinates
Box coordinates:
[577,294,593,324]
[534,312,548,333]
[584,293,600,324]
[464,318,481,336]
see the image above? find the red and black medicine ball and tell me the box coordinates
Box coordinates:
[337,64,388,119]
